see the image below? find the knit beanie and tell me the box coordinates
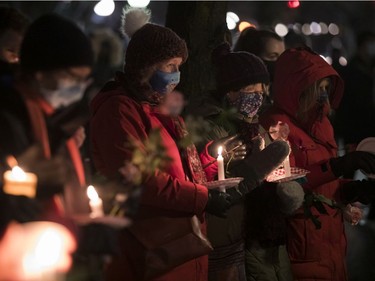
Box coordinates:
[20,13,94,72]
[122,8,188,74]
[212,42,269,94]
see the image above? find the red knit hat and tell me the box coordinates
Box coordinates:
[124,23,188,74]
[212,42,269,94]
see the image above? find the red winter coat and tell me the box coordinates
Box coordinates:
[90,82,211,281]
[260,48,347,281]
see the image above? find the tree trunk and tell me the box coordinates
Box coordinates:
[165,1,228,108]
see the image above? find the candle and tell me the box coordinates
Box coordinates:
[283,140,291,177]
[217,146,225,181]
[283,155,291,177]
[86,185,104,218]
[3,166,37,198]
[21,222,76,281]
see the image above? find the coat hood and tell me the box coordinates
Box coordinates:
[273,48,344,117]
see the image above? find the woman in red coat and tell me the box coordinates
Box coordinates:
[260,47,375,281]
[89,9,232,281]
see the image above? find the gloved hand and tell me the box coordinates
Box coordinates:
[234,140,290,188]
[208,134,247,163]
[341,179,375,204]
[205,189,232,218]
[276,181,305,215]
[330,151,375,178]
[226,182,247,205]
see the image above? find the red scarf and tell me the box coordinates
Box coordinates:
[16,82,86,187]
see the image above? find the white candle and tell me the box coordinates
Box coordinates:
[217,146,225,181]
[3,166,37,198]
[21,222,76,281]
[283,156,291,177]
[86,185,104,218]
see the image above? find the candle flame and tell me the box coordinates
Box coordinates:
[21,222,76,277]
[218,146,223,156]
[87,185,99,201]
[11,166,27,181]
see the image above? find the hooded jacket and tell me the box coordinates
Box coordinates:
[90,80,210,281]
[260,48,347,281]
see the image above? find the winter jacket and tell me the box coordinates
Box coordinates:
[191,96,292,281]
[89,81,210,281]
[260,48,347,281]
[0,78,86,235]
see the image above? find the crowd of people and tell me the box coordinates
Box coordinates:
[0,5,375,281]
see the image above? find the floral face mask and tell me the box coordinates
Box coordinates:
[229,92,263,118]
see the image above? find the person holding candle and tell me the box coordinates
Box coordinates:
[0,13,95,230]
[89,8,232,281]
[259,47,375,281]
[190,42,304,281]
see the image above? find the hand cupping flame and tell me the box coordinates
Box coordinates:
[269,121,290,141]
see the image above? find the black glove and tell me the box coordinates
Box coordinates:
[234,140,290,188]
[341,179,375,204]
[205,189,232,218]
[226,181,253,205]
[330,151,375,178]
[208,134,247,163]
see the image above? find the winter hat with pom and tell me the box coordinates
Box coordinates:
[121,7,188,74]
[212,42,269,94]
[20,13,94,72]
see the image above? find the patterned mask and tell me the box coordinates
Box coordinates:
[229,92,263,118]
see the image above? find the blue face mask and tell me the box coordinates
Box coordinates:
[149,70,180,94]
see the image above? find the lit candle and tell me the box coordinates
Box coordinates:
[283,155,291,177]
[86,185,104,218]
[21,222,76,281]
[283,140,291,177]
[217,146,225,181]
[3,166,37,198]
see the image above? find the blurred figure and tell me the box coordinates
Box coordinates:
[0,13,94,216]
[0,6,29,77]
[234,27,285,82]
[260,47,375,281]
[335,31,375,156]
[0,221,76,281]
[87,27,123,101]
[234,27,285,113]
[335,30,375,224]
[283,30,312,50]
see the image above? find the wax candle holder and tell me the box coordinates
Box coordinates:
[3,166,37,198]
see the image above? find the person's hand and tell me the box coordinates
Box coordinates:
[17,145,69,197]
[208,134,247,163]
[226,181,255,205]
[343,204,363,225]
[205,189,232,218]
[330,151,375,178]
[234,140,290,188]
[72,126,86,148]
[341,179,375,204]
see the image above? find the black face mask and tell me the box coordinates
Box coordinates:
[263,60,276,82]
